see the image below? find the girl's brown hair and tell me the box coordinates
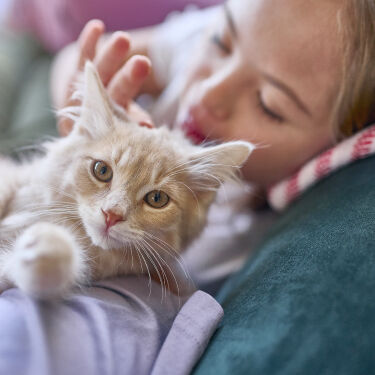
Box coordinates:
[333,0,375,139]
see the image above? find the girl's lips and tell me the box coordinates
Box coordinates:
[180,113,206,145]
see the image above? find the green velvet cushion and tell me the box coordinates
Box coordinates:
[194,156,375,375]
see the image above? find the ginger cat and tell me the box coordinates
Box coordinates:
[0,62,253,298]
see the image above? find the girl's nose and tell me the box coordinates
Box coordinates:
[200,66,239,121]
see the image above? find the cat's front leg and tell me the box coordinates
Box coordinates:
[5,222,87,298]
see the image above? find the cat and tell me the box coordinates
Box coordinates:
[0,62,253,298]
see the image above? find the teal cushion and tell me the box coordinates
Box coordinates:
[194,156,375,375]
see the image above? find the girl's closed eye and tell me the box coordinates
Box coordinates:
[257,91,285,123]
[210,33,231,55]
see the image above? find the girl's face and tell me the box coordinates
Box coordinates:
[175,0,343,187]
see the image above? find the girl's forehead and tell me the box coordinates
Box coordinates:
[227,0,342,62]
[228,0,342,24]
[226,0,343,120]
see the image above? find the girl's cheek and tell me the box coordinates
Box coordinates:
[181,64,208,103]
[188,57,212,84]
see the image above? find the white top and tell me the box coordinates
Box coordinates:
[147,6,278,294]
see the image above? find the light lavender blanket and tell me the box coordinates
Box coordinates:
[0,277,223,375]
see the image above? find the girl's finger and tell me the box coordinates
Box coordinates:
[77,19,105,70]
[58,117,74,137]
[108,55,151,108]
[94,31,131,87]
[127,101,154,128]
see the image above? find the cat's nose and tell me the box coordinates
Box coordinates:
[102,209,124,229]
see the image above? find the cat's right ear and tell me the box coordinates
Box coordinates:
[187,141,254,191]
[72,61,114,139]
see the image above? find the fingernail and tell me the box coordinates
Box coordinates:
[132,56,151,78]
[139,121,154,129]
[90,19,105,32]
[58,120,73,137]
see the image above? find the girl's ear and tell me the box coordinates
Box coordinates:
[73,61,114,139]
[188,141,254,191]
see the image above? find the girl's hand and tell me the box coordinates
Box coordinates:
[58,20,154,136]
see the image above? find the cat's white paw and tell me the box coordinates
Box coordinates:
[10,222,83,298]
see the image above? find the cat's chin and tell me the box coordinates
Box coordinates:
[91,232,126,251]
[84,223,126,251]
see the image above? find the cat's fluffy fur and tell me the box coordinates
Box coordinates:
[0,62,253,298]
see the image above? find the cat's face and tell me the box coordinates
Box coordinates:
[73,123,214,252]
[58,62,253,254]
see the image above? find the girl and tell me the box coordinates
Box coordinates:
[51,0,375,290]
[54,0,375,187]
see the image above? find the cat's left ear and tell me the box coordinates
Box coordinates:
[188,141,254,190]
[74,61,114,138]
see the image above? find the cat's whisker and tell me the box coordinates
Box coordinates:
[168,153,242,174]
[141,232,192,284]
[139,238,171,300]
[172,181,201,217]
[133,242,144,275]
[30,183,77,201]
[134,240,152,296]
[8,212,81,228]
[117,244,128,274]
[140,238,181,300]
[165,167,239,195]
[32,203,78,211]
[67,221,86,237]
[183,166,236,183]
[141,233,179,262]
[137,239,167,301]
[10,203,80,220]
[25,209,80,218]
[21,201,77,208]
[166,146,239,175]
[129,243,135,271]
[166,149,224,174]
[142,232,186,264]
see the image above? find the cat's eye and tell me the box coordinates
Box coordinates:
[92,161,113,182]
[144,190,169,208]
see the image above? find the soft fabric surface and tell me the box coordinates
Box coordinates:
[194,155,375,375]
[0,277,223,375]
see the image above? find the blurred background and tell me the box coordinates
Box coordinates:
[0,0,11,23]
[0,0,223,154]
